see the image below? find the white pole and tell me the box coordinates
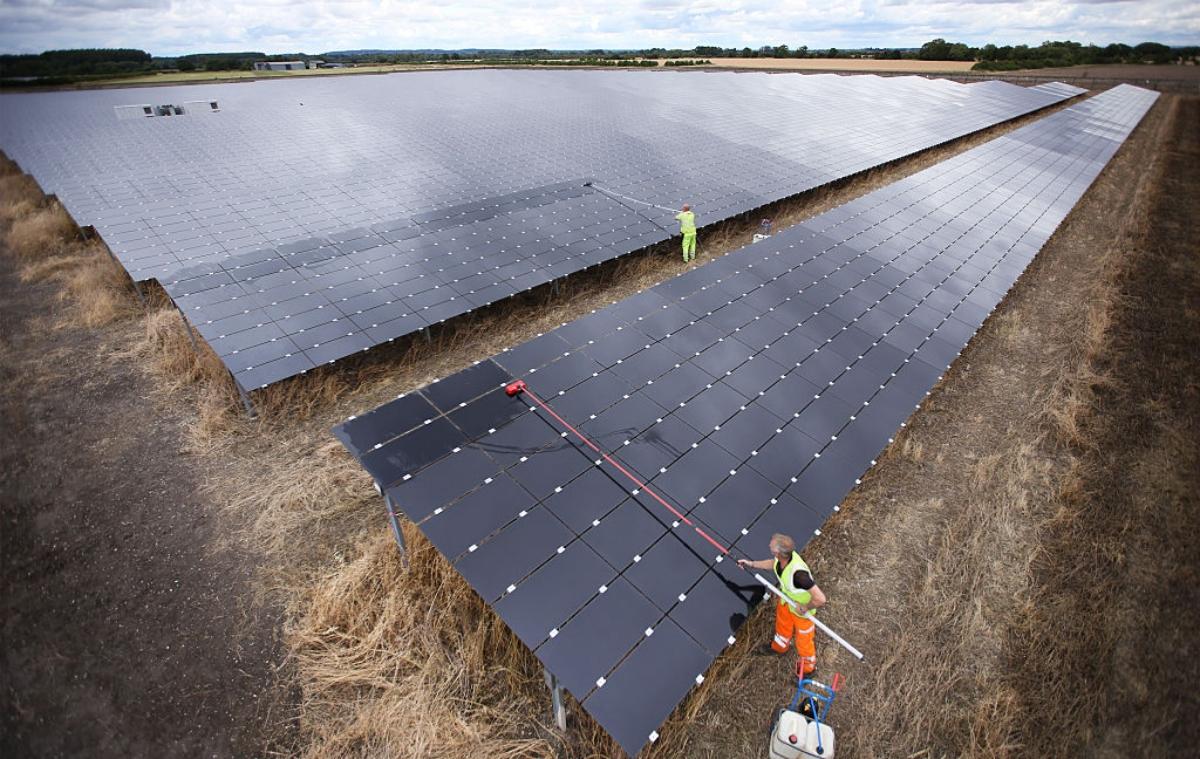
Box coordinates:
[587,182,682,213]
[754,573,865,661]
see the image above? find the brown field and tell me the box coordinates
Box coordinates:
[1011,63,1200,81]
[1,91,1197,759]
[709,57,976,73]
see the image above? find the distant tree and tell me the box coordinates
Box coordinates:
[1079,44,1102,64]
[918,38,975,61]
[1133,41,1173,63]
[0,48,154,78]
[827,47,839,58]
[918,38,951,60]
[1101,43,1134,62]
[948,42,974,60]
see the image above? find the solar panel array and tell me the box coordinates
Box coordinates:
[0,72,1083,390]
[333,84,1157,756]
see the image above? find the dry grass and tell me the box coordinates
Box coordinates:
[807,433,1057,759]
[4,201,77,259]
[0,159,139,329]
[18,240,140,328]
[847,439,1052,756]
[124,303,243,444]
[287,531,558,758]
[0,173,42,224]
[900,437,925,462]
[1009,94,1200,755]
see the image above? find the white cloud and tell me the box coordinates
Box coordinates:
[0,0,1195,55]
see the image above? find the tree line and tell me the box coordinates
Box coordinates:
[634,40,1197,68]
[0,48,152,78]
[968,40,1188,70]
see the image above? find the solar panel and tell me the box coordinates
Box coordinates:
[332,84,1157,755]
[0,72,1084,392]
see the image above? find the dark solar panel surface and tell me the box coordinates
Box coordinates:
[333,85,1156,756]
[0,72,1082,390]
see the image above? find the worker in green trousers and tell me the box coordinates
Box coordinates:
[676,204,697,262]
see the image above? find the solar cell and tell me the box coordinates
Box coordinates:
[0,71,1083,393]
[332,84,1156,755]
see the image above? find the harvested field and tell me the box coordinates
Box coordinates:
[1010,63,1200,82]
[708,58,976,73]
[1,90,1196,759]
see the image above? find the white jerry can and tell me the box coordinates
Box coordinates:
[768,708,836,759]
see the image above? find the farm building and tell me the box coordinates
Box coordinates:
[253,61,306,71]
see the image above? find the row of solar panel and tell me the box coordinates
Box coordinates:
[331,84,1158,756]
[5,73,1078,392]
[4,73,1073,271]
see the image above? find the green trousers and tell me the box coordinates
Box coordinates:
[682,232,697,261]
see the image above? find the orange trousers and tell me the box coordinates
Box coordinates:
[772,600,816,674]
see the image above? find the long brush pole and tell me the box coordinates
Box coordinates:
[585,181,682,213]
[753,574,865,660]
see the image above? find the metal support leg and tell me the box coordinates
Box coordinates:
[551,279,561,297]
[232,374,258,419]
[545,670,567,731]
[175,302,199,352]
[384,493,409,569]
[90,235,147,307]
[421,326,432,343]
[112,248,148,307]
[129,275,148,307]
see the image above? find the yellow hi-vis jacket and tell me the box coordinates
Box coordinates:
[774,551,813,613]
[676,210,696,235]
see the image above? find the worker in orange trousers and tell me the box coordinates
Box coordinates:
[738,533,827,676]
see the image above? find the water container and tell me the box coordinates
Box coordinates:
[768,709,836,759]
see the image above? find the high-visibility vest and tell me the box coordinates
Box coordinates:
[676,210,696,234]
[774,551,813,609]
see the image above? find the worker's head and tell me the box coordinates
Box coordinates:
[769,533,795,562]
[681,203,691,212]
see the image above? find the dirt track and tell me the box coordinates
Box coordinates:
[0,259,285,755]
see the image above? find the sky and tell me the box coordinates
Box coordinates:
[0,0,1197,57]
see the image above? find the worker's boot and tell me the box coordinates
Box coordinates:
[796,659,816,681]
